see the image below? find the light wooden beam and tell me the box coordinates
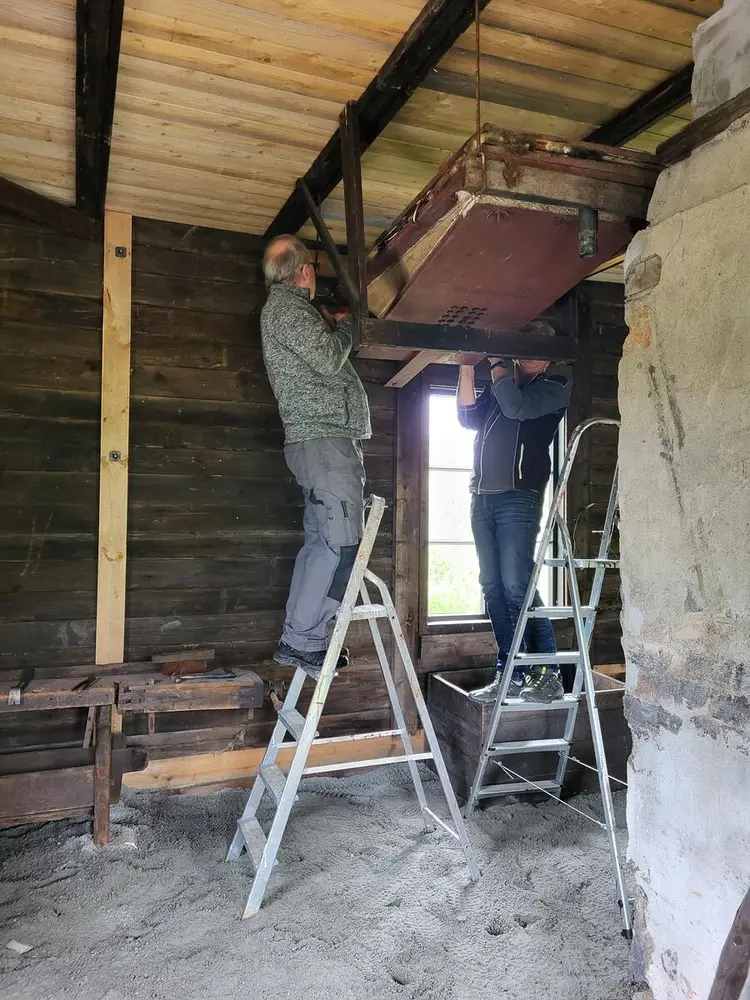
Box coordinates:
[122,734,426,792]
[386,349,462,388]
[95,210,132,680]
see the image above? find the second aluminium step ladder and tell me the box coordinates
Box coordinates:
[465,418,632,938]
[227,494,480,918]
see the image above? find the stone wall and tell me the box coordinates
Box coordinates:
[619,108,750,998]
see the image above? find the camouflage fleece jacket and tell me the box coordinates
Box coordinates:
[260,283,371,445]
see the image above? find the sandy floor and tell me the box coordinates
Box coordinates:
[1,768,635,1000]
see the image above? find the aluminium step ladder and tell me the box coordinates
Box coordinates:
[227,494,480,918]
[465,417,632,938]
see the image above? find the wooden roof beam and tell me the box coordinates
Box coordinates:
[266,0,492,239]
[0,175,102,241]
[587,65,693,148]
[76,0,125,219]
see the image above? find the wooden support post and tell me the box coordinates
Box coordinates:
[340,102,368,324]
[93,704,112,845]
[393,375,427,733]
[96,211,132,735]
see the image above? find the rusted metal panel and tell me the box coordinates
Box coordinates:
[365,126,659,356]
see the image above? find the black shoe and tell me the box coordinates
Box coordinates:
[519,667,564,704]
[273,642,348,681]
[471,671,523,704]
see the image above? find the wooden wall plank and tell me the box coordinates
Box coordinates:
[95,210,132,665]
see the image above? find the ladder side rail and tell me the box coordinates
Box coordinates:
[337,495,386,614]
[558,511,632,936]
[226,667,307,862]
[584,460,620,646]
[359,580,431,824]
[365,570,481,882]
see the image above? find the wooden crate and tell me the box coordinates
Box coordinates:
[427,666,630,803]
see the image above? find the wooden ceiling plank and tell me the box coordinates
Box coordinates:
[120,26,364,105]
[266,0,495,238]
[75,0,125,218]
[511,0,707,46]
[479,0,691,71]
[586,64,692,146]
[450,23,669,91]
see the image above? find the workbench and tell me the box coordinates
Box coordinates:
[0,665,264,842]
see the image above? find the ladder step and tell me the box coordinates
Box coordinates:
[349,603,388,620]
[526,606,595,619]
[512,652,581,666]
[477,779,561,799]
[489,738,569,755]
[500,694,578,712]
[278,708,309,741]
[238,817,267,871]
[544,557,619,569]
[259,763,288,804]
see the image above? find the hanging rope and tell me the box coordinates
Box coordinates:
[474,0,481,137]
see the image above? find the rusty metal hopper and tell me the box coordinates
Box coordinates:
[365,127,659,348]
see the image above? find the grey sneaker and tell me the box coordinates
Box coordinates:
[471,671,523,704]
[273,642,348,680]
[519,667,564,704]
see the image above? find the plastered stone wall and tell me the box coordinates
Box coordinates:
[692,0,750,118]
[620,112,750,999]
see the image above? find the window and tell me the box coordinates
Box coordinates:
[426,388,562,622]
[427,392,483,617]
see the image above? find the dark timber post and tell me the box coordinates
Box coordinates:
[340,102,368,337]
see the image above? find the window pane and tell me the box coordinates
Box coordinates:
[428,544,484,616]
[428,469,474,543]
[428,393,476,469]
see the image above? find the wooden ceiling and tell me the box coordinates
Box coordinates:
[0,0,722,246]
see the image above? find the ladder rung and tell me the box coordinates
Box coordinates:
[423,807,460,842]
[477,779,560,799]
[512,652,581,665]
[259,763,288,804]
[526,606,595,618]
[303,751,432,776]
[349,603,388,620]
[500,695,578,712]
[238,817,267,871]
[544,558,619,569]
[489,738,569,755]
[278,708,309,741]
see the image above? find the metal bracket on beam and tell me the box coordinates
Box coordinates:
[296,179,359,315]
[578,206,599,259]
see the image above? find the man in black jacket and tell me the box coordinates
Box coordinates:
[457,346,571,703]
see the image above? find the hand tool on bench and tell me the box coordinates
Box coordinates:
[8,667,35,706]
[172,669,236,685]
[72,675,96,692]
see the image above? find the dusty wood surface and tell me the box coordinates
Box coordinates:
[93,703,112,844]
[116,669,264,713]
[0,674,114,713]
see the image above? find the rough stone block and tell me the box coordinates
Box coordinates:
[692,0,750,118]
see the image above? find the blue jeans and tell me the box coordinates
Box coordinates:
[470,491,557,678]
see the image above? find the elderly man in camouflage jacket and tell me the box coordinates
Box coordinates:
[260,235,370,679]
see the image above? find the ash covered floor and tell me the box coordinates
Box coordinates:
[1,769,634,1000]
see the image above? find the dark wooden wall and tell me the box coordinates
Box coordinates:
[567,281,625,666]
[0,213,399,757]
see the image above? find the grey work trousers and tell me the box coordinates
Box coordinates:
[281,437,366,652]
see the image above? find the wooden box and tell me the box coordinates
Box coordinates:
[427,666,630,803]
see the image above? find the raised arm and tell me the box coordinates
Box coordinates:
[491,373,571,420]
[457,366,493,430]
[275,299,353,376]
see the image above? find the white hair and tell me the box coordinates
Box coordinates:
[262,235,312,287]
